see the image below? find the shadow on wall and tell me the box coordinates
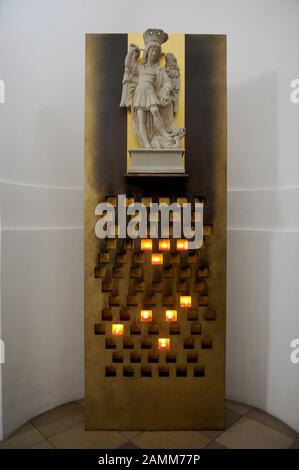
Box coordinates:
[228,71,279,189]
[226,71,279,408]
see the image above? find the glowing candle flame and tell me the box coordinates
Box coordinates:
[158,338,170,350]
[176,239,188,251]
[159,239,170,251]
[151,253,163,265]
[112,324,124,336]
[180,296,192,308]
[165,310,177,322]
[140,310,152,322]
[141,239,152,251]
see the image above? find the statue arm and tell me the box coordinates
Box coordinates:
[120,45,139,108]
[159,69,173,107]
[124,43,140,70]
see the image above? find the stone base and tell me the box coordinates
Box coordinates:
[128,148,185,174]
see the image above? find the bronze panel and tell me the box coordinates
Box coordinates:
[85,34,226,429]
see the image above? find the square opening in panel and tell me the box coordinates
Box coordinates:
[124,239,134,250]
[134,252,145,265]
[102,280,113,292]
[176,366,187,377]
[98,252,110,264]
[141,338,152,349]
[159,366,170,377]
[123,338,134,349]
[127,295,139,307]
[169,323,180,335]
[105,239,117,250]
[105,338,116,349]
[95,267,105,278]
[148,352,159,363]
[130,267,142,278]
[184,337,195,349]
[148,323,159,335]
[187,351,198,363]
[109,296,120,306]
[176,239,188,251]
[94,323,105,335]
[141,239,153,251]
[158,338,170,350]
[204,308,216,321]
[119,308,131,321]
[152,253,163,265]
[191,322,202,335]
[123,366,134,377]
[102,308,113,321]
[112,352,124,363]
[113,267,125,278]
[166,352,176,363]
[165,310,177,322]
[141,366,152,377]
[135,280,145,292]
[162,267,173,278]
[187,309,198,321]
[199,295,209,306]
[152,281,163,293]
[130,323,141,335]
[105,366,117,377]
[116,253,128,265]
[163,296,174,306]
[159,239,171,251]
[130,352,141,363]
[140,310,152,322]
[194,365,205,377]
[180,296,192,308]
[112,324,124,336]
[201,337,213,349]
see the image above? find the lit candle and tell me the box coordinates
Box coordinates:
[141,239,152,251]
[165,310,177,322]
[112,324,124,336]
[159,239,170,251]
[180,296,192,308]
[176,239,188,251]
[140,310,152,322]
[158,338,170,350]
[151,253,163,265]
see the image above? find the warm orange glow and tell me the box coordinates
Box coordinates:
[159,239,171,251]
[141,239,152,251]
[180,296,192,308]
[112,324,124,336]
[158,338,170,350]
[165,310,177,322]
[140,310,152,322]
[151,253,163,265]
[176,239,188,250]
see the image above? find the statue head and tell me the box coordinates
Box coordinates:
[142,28,168,65]
[143,44,161,65]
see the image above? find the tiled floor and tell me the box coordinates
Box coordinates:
[0,400,297,449]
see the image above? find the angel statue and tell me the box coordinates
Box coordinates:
[120,28,185,149]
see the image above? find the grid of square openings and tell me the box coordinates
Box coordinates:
[94,195,215,378]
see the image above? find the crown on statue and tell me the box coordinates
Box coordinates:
[143,28,168,47]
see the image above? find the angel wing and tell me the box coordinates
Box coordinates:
[120,44,139,108]
[164,53,180,113]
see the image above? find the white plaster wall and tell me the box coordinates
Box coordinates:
[0,0,298,438]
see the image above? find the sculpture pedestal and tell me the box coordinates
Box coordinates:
[128,148,185,174]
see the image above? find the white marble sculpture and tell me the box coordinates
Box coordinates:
[120,28,185,149]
